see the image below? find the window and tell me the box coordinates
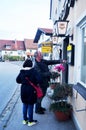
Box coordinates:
[81,26,86,83]
[5,45,11,49]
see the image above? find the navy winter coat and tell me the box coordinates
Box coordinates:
[16,68,42,104]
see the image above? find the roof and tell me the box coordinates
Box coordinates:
[33,28,53,43]
[24,39,38,49]
[0,39,25,51]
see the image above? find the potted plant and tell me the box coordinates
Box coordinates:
[49,83,73,121]
[49,101,73,121]
[48,64,73,121]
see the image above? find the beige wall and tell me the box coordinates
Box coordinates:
[68,1,86,130]
[73,89,86,130]
[68,0,86,30]
[75,0,86,19]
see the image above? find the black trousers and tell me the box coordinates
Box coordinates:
[35,98,42,112]
[35,86,47,112]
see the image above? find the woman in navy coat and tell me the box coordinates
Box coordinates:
[16,59,42,126]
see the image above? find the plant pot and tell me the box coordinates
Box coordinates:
[49,101,72,121]
[54,110,71,121]
[50,83,56,89]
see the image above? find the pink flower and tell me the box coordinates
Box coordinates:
[54,64,65,72]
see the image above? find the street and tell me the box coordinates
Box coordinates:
[0,61,23,115]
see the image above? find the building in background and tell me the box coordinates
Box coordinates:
[34,27,53,59]
[0,39,38,61]
[24,39,38,59]
[0,39,26,61]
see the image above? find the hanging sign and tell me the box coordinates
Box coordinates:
[42,41,52,53]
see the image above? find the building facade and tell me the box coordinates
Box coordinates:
[50,0,86,130]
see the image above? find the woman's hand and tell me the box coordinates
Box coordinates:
[62,60,67,63]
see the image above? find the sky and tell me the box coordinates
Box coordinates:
[0,0,53,40]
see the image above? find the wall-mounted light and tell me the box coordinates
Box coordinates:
[52,34,58,44]
[56,20,69,37]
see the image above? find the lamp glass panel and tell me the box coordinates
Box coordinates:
[52,36,58,44]
[57,21,68,35]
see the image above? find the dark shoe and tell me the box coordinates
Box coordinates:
[40,107,46,111]
[32,120,38,122]
[35,110,44,114]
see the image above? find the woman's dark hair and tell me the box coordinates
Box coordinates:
[23,59,32,68]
